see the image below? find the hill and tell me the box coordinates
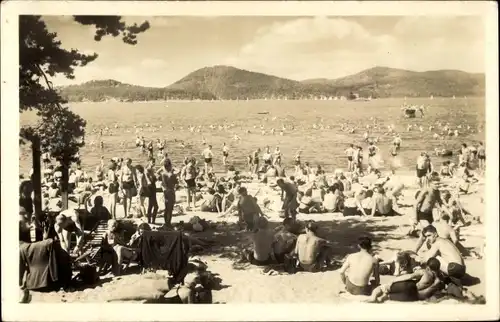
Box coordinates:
[58,66,485,102]
[302,66,485,98]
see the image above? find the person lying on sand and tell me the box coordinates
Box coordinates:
[339,237,379,296]
[420,225,466,286]
[368,257,443,303]
[291,221,334,273]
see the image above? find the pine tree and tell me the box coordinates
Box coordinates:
[19,15,149,238]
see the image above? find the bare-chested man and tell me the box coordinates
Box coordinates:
[246,217,275,265]
[339,237,379,296]
[345,144,356,172]
[291,221,333,273]
[421,225,466,284]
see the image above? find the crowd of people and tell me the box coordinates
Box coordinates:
[18,123,486,304]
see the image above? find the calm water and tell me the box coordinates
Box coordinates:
[19,97,485,174]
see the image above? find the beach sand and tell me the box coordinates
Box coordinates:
[28,172,485,304]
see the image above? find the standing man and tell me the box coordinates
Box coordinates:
[202,145,214,174]
[222,143,229,166]
[160,159,178,226]
[345,144,356,172]
[277,178,299,221]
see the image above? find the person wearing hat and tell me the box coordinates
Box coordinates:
[291,221,333,272]
[339,236,380,296]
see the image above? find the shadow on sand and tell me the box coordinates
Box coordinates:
[190,216,403,264]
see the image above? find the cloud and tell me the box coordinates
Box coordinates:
[224,16,484,80]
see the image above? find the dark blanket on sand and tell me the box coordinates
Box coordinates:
[19,239,72,291]
[138,231,190,282]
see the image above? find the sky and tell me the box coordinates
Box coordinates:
[41,15,485,88]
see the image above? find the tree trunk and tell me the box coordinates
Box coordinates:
[61,160,69,210]
[31,135,43,241]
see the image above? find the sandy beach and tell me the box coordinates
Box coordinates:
[27,171,486,304]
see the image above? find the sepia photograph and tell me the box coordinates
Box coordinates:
[2,1,499,321]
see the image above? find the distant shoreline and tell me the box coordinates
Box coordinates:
[67,96,484,104]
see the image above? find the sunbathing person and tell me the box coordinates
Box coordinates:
[368,257,443,303]
[342,190,370,217]
[420,225,466,286]
[224,187,265,231]
[339,237,379,296]
[323,186,344,213]
[105,219,137,276]
[199,188,222,213]
[291,221,333,272]
[245,217,275,266]
[298,190,325,214]
[370,187,395,217]
[272,218,299,263]
[378,251,420,276]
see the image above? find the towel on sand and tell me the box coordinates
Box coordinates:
[105,275,172,302]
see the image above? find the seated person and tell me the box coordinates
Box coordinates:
[221,182,240,212]
[378,251,420,276]
[441,190,472,226]
[128,222,152,248]
[199,188,222,213]
[420,225,466,286]
[88,195,111,223]
[272,218,299,263]
[369,257,443,303]
[245,217,275,266]
[323,186,344,213]
[105,219,137,276]
[370,187,395,217]
[342,190,369,217]
[224,187,265,231]
[339,237,379,296]
[47,182,60,199]
[340,175,351,192]
[298,189,325,214]
[439,161,453,177]
[383,175,405,202]
[291,221,333,272]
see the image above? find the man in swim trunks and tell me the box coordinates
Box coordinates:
[370,187,395,217]
[339,237,379,296]
[369,257,443,303]
[421,225,466,285]
[412,177,444,251]
[222,143,229,166]
[277,178,299,221]
[235,187,265,231]
[246,217,275,266]
[201,145,214,174]
[292,221,333,272]
[345,144,356,172]
[252,148,261,175]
